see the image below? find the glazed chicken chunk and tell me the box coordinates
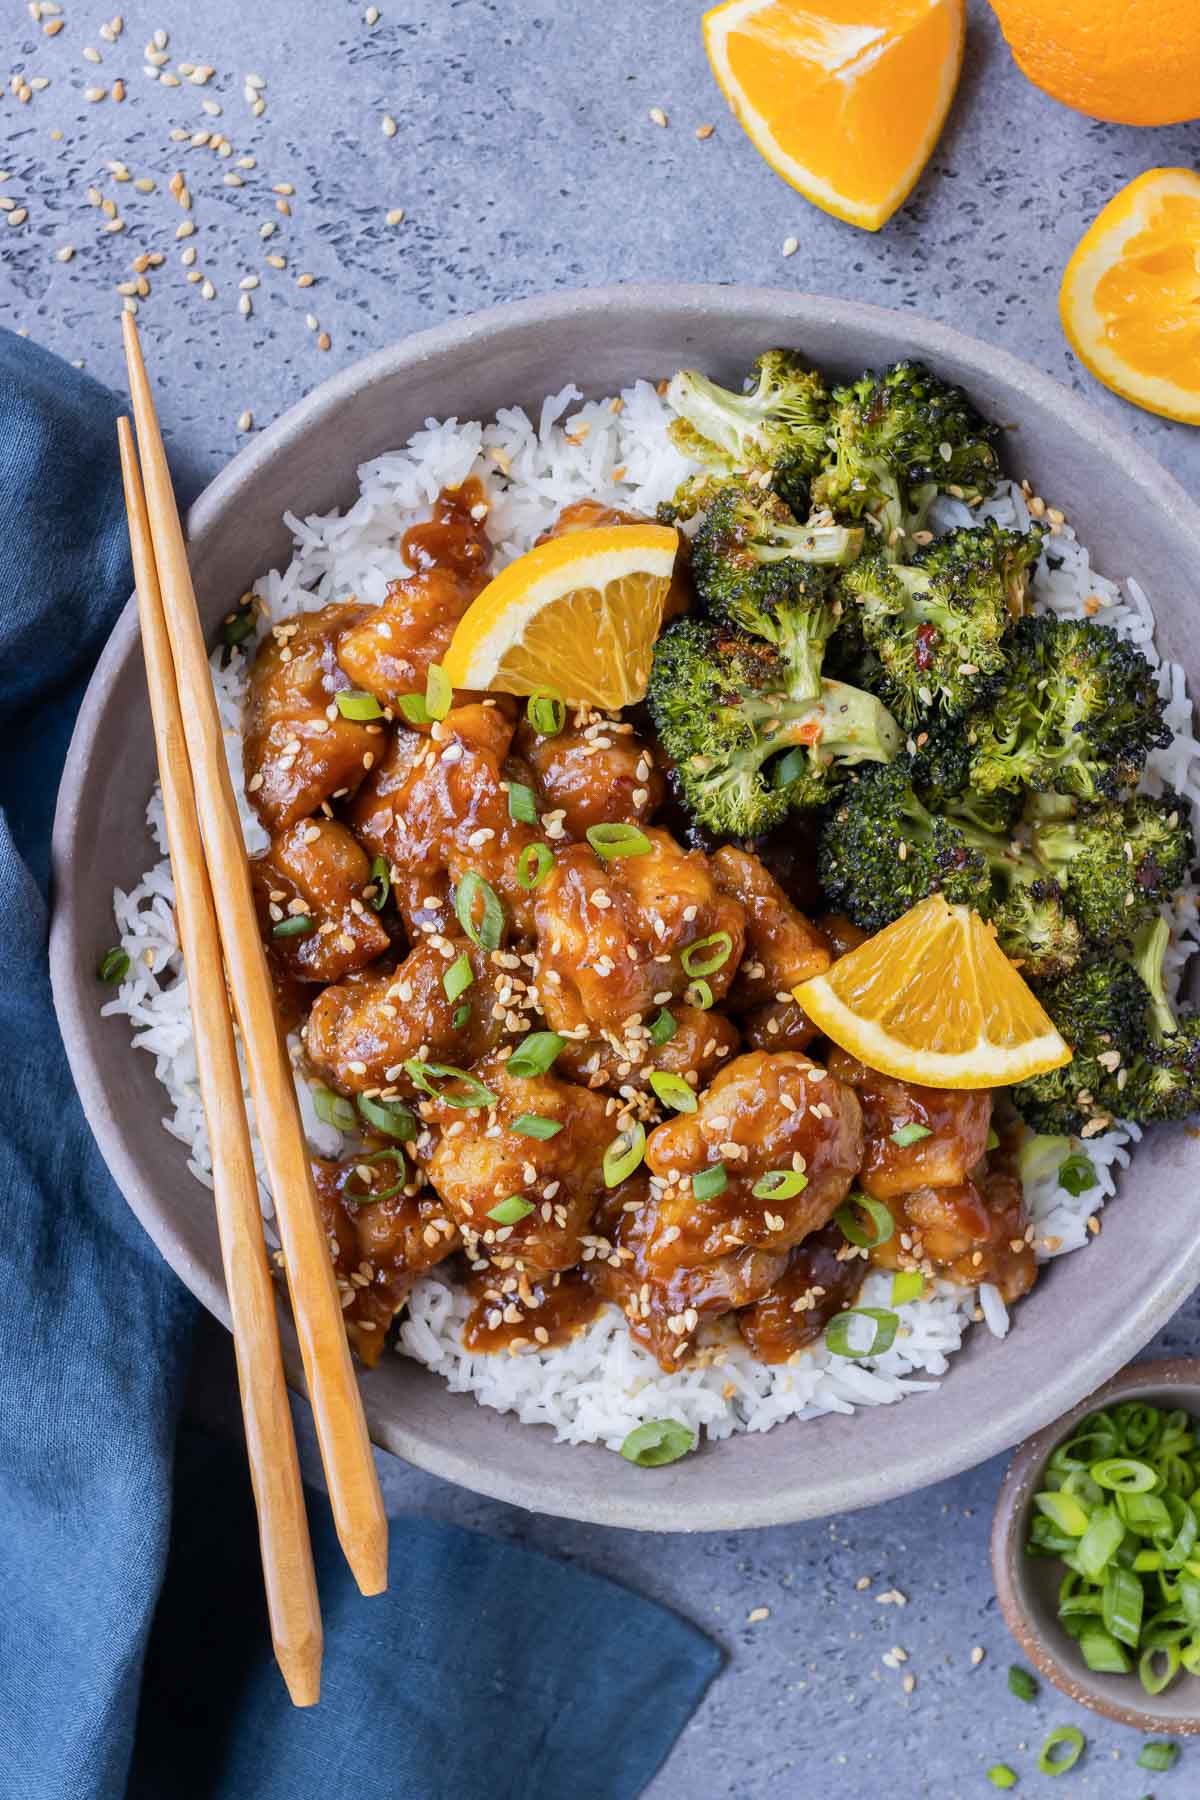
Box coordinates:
[243,603,381,830]
[251,816,390,986]
[423,1049,613,1272]
[870,1162,1037,1304]
[825,1048,993,1201]
[512,712,664,841]
[736,1220,867,1365]
[711,846,833,1008]
[304,937,510,1095]
[556,1001,740,1093]
[336,566,484,713]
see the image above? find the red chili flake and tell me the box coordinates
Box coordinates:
[914,623,939,672]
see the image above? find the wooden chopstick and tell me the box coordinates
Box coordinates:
[118,418,324,1707]
[121,313,389,1599]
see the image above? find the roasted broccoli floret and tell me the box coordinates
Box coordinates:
[1032,791,1194,947]
[1125,915,1200,1122]
[648,617,901,838]
[1011,956,1150,1134]
[664,351,831,513]
[967,615,1171,802]
[990,881,1086,983]
[907,719,1020,835]
[811,360,999,551]
[841,522,1041,724]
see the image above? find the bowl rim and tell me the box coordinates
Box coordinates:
[991,1357,1200,1733]
[49,283,1200,1529]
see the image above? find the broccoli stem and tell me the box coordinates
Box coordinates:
[1131,915,1175,1043]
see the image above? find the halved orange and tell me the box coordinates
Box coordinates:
[702,0,964,232]
[442,524,679,709]
[794,894,1072,1088]
[1060,168,1200,426]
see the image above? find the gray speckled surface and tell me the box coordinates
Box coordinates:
[9,0,1200,1791]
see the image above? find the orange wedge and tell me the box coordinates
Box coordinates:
[441,523,678,709]
[794,894,1072,1088]
[1060,169,1200,427]
[702,0,964,232]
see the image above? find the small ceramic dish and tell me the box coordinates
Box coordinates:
[992,1357,1200,1732]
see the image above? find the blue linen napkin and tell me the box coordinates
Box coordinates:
[0,327,721,1800]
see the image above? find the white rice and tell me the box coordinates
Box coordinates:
[101,377,1200,1453]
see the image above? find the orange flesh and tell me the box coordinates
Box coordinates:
[1092,192,1200,393]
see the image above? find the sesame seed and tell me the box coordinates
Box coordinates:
[381,114,398,137]
[782,236,798,257]
[649,106,668,127]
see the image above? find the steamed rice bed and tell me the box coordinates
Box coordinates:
[102,376,1200,1452]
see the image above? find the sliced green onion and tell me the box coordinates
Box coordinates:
[890,1121,932,1148]
[1075,1503,1125,1577]
[507,780,539,825]
[1139,1644,1181,1694]
[511,1113,562,1140]
[620,1418,696,1467]
[680,932,733,978]
[396,692,430,725]
[1038,1726,1084,1776]
[1007,1665,1038,1702]
[587,822,652,861]
[1093,1458,1158,1493]
[604,1123,646,1188]
[527,686,566,736]
[834,1193,895,1250]
[517,842,555,890]
[648,1007,677,1046]
[1078,1628,1130,1674]
[1104,1564,1145,1647]
[335,688,383,721]
[97,946,130,983]
[443,952,474,1003]
[825,1308,899,1360]
[692,1163,727,1202]
[891,1270,926,1306]
[404,1060,496,1110]
[752,1169,809,1202]
[344,1147,407,1205]
[685,978,714,1011]
[455,870,504,950]
[222,599,255,652]
[986,1768,1017,1792]
[506,1031,564,1078]
[452,1002,471,1029]
[1136,1740,1179,1772]
[311,1083,357,1133]
[1057,1150,1096,1196]
[986,1126,1001,1152]
[424,662,452,721]
[356,1093,417,1141]
[272,913,316,938]
[649,1071,698,1113]
[773,746,811,790]
[487,1195,533,1226]
[368,853,391,911]
[1035,1491,1091,1538]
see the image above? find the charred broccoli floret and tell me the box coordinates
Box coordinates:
[841,522,1041,724]
[664,351,831,513]
[967,616,1171,802]
[648,617,901,838]
[1125,915,1200,1122]
[907,719,1021,835]
[1032,791,1194,947]
[811,360,999,551]
[1011,957,1150,1134]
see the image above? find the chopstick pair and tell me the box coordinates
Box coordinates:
[118,313,388,1708]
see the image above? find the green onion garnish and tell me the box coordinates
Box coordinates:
[516,842,555,890]
[619,1418,696,1467]
[890,1121,932,1148]
[443,953,474,1003]
[1137,1740,1180,1772]
[222,599,255,653]
[312,1083,357,1132]
[1037,1726,1084,1776]
[680,932,733,978]
[527,686,566,736]
[649,1071,697,1113]
[396,692,430,725]
[751,1169,808,1201]
[511,1113,562,1140]
[824,1308,899,1360]
[1007,1665,1037,1702]
[97,946,130,983]
[368,853,391,912]
[891,1270,925,1306]
[648,1007,677,1046]
[1092,1457,1157,1492]
[1057,1150,1096,1196]
[1034,1491,1090,1537]
[425,662,452,721]
[344,1147,407,1205]
[505,1031,564,1078]
[986,1769,1017,1792]
[603,1123,646,1188]
[586,822,652,861]
[455,870,504,951]
[356,1093,417,1141]
[692,1163,727,1202]
[452,1002,471,1029]
[507,780,539,825]
[335,688,384,721]
[834,1193,895,1250]
[685,978,714,1011]
[272,913,316,938]
[403,1060,496,1109]
[487,1195,533,1226]
[986,1126,1001,1151]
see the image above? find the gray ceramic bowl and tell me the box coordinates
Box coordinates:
[50,285,1200,1531]
[993,1358,1200,1733]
